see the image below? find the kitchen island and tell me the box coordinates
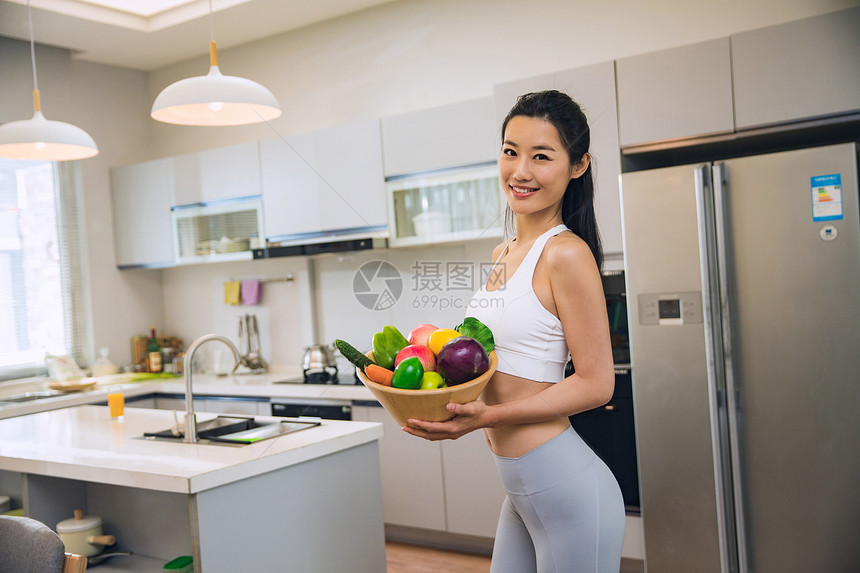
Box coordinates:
[0,405,385,572]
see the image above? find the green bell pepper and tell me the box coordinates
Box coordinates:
[391,357,424,389]
[372,325,409,369]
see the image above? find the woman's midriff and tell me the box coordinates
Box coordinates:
[481,370,571,458]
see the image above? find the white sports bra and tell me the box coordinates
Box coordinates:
[467,224,570,383]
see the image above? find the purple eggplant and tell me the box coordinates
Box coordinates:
[437,336,489,385]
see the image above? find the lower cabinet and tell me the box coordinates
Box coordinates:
[153,395,269,416]
[124,395,156,409]
[353,405,446,531]
[440,430,505,538]
[352,405,505,539]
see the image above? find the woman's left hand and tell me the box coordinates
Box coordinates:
[402,401,489,441]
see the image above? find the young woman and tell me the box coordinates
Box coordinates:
[403,90,625,572]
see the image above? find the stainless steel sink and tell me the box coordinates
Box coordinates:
[142,416,320,446]
[0,391,63,405]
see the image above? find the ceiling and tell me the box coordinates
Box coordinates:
[0,0,402,71]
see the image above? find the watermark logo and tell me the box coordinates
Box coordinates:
[353,261,403,310]
[353,259,506,311]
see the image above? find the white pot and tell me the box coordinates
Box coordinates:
[56,509,116,557]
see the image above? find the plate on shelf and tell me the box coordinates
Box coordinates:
[47,378,98,392]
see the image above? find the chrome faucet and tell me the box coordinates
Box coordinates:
[183,334,240,443]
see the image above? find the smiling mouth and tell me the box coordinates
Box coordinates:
[509,184,538,197]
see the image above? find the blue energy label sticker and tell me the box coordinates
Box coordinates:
[811,174,843,222]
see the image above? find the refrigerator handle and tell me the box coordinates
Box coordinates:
[712,163,749,573]
[695,164,741,573]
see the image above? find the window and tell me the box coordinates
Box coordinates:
[0,159,91,381]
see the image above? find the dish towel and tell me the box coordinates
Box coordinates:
[241,280,262,305]
[224,281,241,305]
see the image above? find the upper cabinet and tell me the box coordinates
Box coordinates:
[381,98,504,247]
[494,62,624,256]
[260,119,387,242]
[111,158,175,269]
[616,38,735,147]
[616,9,860,146]
[381,97,498,176]
[731,6,860,129]
[172,142,262,206]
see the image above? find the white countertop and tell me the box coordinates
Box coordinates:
[0,405,382,494]
[0,371,376,419]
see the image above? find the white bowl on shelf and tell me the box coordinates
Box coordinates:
[412,212,452,236]
[215,236,250,253]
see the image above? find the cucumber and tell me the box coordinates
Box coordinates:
[334,339,375,371]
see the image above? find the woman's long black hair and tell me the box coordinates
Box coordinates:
[501,90,603,270]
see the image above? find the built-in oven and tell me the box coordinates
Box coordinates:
[567,270,640,513]
[270,368,356,420]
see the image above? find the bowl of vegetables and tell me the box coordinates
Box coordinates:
[336,318,497,427]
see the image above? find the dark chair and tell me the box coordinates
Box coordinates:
[0,514,87,572]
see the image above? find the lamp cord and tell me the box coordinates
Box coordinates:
[209,0,214,43]
[27,0,39,93]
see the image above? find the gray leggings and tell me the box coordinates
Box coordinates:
[490,426,625,573]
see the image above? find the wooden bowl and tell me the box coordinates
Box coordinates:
[356,351,497,427]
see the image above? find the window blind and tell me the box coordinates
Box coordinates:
[0,159,92,381]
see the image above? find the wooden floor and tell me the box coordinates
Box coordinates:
[386,542,491,573]
[385,542,645,572]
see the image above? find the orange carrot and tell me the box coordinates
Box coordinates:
[365,364,393,386]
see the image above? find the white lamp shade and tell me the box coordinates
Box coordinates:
[151,65,282,126]
[0,111,99,161]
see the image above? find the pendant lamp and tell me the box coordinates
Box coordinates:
[0,1,98,161]
[151,0,281,126]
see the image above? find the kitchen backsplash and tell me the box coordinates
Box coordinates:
[161,238,502,376]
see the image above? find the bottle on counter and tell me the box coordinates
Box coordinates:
[174,352,185,375]
[146,327,162,373]
[131,336,148,369]
[91,347,118,377]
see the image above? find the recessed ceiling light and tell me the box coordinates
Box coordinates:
[75,0,197,18]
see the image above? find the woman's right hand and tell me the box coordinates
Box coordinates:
[402,400,490,441]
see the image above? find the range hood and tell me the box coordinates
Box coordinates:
[253,225,388,259]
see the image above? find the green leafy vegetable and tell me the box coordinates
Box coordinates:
[455,316,495,355]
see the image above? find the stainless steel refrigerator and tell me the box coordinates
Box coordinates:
[620,142,860,573]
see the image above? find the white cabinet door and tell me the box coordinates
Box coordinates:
[155,396,202,411]
[732,7,860,129]
[110,158,175,268]
[352,405,446,531]
[170,151,201,207]
[172,142,262,206]
[440,430,506,537]
[260,119,386,240]
[493,62,624,256]
[155,396,267,416]
[381,97,498,176]
[615,38,734,147]
[199,398,262,416]
[126,396,156,409]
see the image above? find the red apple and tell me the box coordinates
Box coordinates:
[408,323,439,347]
[395,344,437,372]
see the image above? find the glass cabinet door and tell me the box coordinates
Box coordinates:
[171,196,264,264]
[386,162,504,247]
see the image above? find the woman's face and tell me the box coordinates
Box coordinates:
[499,116,587,219]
